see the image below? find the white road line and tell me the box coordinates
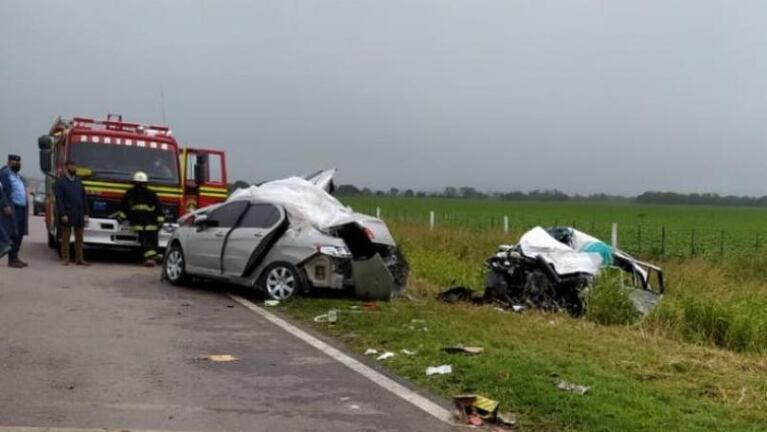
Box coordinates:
[228,294,455,425]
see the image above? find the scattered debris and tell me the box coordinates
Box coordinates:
[264,300,280,307]
[376,352,395,361]
[556,380,591,395]
[400,349,416,356]
[313,309,339,323]
[340,396,351,401]
[362,302,378,311]
[484,226,665,315]
[426,365,453,376]
[349,404,361,410]
[436,286,478,303]
[195,354,239,362]
[363,348,378,356]
[226,304,235,308]
[453,394,515,428]
[443,345,484,355]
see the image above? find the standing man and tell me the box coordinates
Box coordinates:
[0,154,29,268]
[117,171,164,267]
[0,181,11,258]
[55,160,89,266]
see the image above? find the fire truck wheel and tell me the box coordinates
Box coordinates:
[164,243,189,285]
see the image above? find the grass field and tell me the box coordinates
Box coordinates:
[343,196,767,258]
[276,198,767,431]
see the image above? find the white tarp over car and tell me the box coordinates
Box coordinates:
[518,227,603,275]
[229,175,357,230]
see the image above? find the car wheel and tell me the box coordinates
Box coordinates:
[164,243,188,285]
[261,262,305,301]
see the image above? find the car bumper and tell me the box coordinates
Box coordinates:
[77,218,176,249]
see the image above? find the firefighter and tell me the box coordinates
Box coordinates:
[118,171,164,267]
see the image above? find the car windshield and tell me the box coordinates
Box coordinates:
[70,142,180,185]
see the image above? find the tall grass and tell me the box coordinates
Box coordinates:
[389,220,767,353]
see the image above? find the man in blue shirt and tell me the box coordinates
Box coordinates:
[0,154,29,268]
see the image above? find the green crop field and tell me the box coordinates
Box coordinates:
[342,196,767,258]
[277,196,767,430]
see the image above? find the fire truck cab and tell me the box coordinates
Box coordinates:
[38,115,228,252]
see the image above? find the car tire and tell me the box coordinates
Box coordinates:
[164,243,188,286]
[260,262,306,301]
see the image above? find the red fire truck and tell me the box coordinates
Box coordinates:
[38,114,229,251]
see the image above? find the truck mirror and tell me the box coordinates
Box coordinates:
[38,135,53,150]
[39,149,52,174]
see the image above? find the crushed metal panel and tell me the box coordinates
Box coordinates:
[352,253,396,301]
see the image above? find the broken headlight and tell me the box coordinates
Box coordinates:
[318,245,352,259]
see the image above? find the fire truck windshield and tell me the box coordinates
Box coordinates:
[70,142,180,185]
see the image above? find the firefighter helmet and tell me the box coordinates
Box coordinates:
[132,171,149,183]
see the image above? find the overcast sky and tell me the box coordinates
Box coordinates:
[1,0,765,195]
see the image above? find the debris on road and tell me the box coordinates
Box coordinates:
[453,394,515,428]
[264,300,280,307]
[195,354,239,362]
[443,345,484,355]
[364,348,378,356]
[400,349,416,356]
[556,379,591,395]
[484,226,665,315]
[425,365,452,376]
[376,351,395,361]
[436,286,477,303]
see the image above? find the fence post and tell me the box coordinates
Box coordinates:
[611,223,618,248]
[503,216,509,234]
[376,207,381,219]
[637,225,642,252]
[661,226,666,255]
[429,211,435,231]
[690,229,696,256]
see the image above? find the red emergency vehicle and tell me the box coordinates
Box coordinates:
[38,114,228,251]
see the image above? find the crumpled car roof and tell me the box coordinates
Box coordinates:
[227,169,358,231]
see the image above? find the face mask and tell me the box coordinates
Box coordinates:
[10,164,20,172]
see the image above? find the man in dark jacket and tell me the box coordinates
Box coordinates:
[0,154,29,268]
[55,160,89,266]
[118,171,165,267]
[0,181,11,258]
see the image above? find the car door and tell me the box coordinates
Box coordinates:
[222,203,285,277]
[184,201,248,275]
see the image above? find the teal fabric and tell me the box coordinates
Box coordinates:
[582,241,614,266]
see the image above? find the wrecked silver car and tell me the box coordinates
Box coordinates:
[162,169,408,301]
[485,226,664,315]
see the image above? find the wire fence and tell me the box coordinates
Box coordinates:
[358,206,766,259]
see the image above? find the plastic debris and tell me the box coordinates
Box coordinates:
[363,348,378,356]
[556,380,591,395]
[376,352,395,361]
[400,349,416,356]
[453,394,514,429]
[512,304,524,312]
[264,300,280,307]
[426,365,452,376]
[313,310,338,323]
[443,345,484,355]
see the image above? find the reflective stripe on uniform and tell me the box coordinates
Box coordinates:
[144,225,158,231]
[144,250,158,258]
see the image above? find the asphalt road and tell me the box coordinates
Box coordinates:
[0,216,454,432]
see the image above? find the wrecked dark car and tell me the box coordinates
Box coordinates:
[163,169,408,301]
[484,227,664,315]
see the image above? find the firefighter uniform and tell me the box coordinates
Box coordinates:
[118,172,165,265]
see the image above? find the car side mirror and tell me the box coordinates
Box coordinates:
[194,214,218,231]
